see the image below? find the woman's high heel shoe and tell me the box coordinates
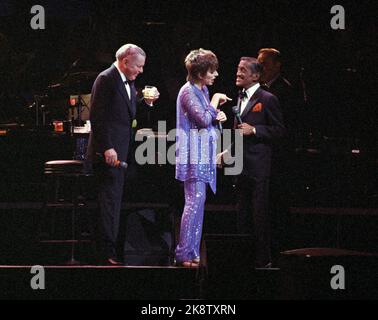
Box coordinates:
[176,260,199,268]
[182,261,199,268]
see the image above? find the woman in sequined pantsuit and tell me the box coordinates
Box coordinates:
[175,49,230,267]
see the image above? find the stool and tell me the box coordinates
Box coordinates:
[41,160,95,265]
[279,247,378,299]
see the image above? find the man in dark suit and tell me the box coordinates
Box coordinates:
[87,44,159,265]
[234,57,285,268]
[257,48,298,138]
[257,48,300,263]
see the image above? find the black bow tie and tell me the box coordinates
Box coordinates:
[124,79,133,86]
[239,90,247,100]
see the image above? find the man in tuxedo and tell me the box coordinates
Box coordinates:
[257,48,300,262]
[257,48,298,137]
[234,57,285,268]
[87,44,159,265]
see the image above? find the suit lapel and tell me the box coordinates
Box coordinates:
[111,65,136,118]
[236,96,242,112]
[241,88,261,119]
[129,83,137,118]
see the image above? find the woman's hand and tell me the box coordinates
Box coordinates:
[211,93,232,108]
[216,111,227,123]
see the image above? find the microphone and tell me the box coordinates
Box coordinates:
[232,106,243,125]
[218,122,223,133]
[217,112,223,134]
[115,160,128,169]
[95,152,128,169]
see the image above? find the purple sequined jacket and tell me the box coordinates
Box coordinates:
[175,82,218,193]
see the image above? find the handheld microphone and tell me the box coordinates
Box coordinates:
[95,152,128,169]
[232,106,243,125]
[115,160,128,169]
[218,116,223,134]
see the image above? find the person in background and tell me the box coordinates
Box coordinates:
[257,48,297,136]
[257,48,299,263]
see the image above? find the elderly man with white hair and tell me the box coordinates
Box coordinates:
[87,44,159,265]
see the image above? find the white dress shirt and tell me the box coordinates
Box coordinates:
[114,62,131,99]
[240,82,260,115]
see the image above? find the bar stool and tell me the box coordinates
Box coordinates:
[41,160,94,265]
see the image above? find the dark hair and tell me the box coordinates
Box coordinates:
[257,48,282,64]
[240,57,263,74]
[185,48,218,82]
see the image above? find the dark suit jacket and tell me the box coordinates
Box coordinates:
[267,76,293,109]
[87,64,137,164]
[264,75,298,139]
[239,86,285,180]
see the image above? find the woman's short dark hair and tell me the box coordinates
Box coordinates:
[185,48,218,82]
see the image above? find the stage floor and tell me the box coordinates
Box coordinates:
[0,264,280,300]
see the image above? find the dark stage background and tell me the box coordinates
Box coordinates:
[0,0,377,273]
[0,1,377,208]
[0,0,376,135]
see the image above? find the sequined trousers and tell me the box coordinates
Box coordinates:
[175,179,207,263]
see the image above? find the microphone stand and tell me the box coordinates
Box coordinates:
[35,96,39,127]
[32,94,49,128]
[299,67,308,106]
[75,78,86,128]
[299,66,313,147]
[73,94,89,161]
[70,103,75,136]
[76,95,83,127]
